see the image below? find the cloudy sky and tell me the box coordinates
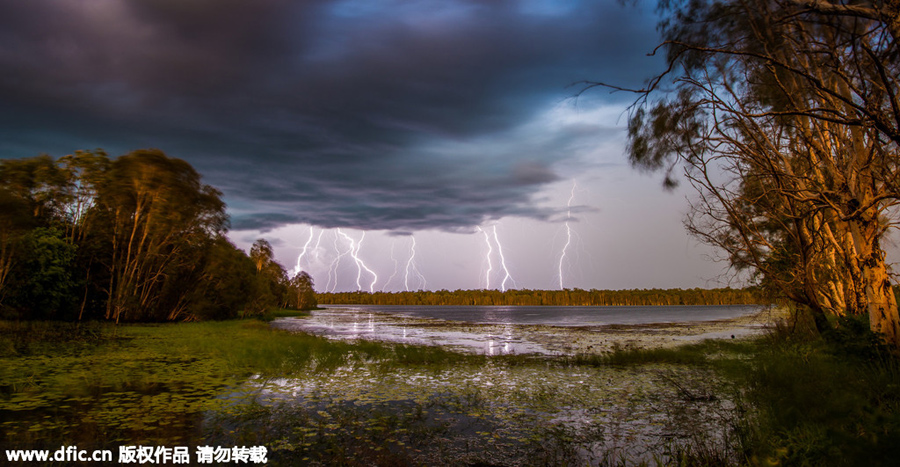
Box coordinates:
[0,0,748,292]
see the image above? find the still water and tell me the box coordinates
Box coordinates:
[317,304,761,326]
[273,304,764,355]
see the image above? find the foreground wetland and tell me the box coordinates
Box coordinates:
[3,306,900,466]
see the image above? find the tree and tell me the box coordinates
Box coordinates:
[187,236,258,320]
[288,271,317,310]
[589,0,900,345]
[0,154,70,224]
[4,228,79,319]
[0,149,284,322]
[0,155,70,308]
[94,149,227,322]
[250,238,275,273]
[0,188,32,305]
[57,150,111,244]
[247,238,289,313]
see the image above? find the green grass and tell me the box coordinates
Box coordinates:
[573,345,710,366]
[726,316,900,467]
[0,318,480,449]
[259,307,312,320]
[0,320,110,357]
[567,338,758,367]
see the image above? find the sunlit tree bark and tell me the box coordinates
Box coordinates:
[250,238,275,274]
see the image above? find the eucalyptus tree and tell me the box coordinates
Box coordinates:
[288,270,317,310]
[250,238,275,273]
[0,155,70,223]
[248,238,290,312]
[95,149,227,322]
[588,0,900,344]
[57,150,111,244]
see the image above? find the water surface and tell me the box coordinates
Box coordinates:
[318,304,761,326]
[274,304,765,355]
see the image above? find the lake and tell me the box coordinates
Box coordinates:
[316,304,760,325]
[273,304,768,355]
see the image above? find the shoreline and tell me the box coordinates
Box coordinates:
[545,305,788,353]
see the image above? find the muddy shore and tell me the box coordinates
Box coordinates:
[528,305,786,354]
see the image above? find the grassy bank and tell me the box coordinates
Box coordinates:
[724,315,900,467]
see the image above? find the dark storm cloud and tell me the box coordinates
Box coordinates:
[0,0,662,232]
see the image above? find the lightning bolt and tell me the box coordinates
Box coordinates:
[493,225,516,292]
[404,237,414,292]
[312,229,324,263]
[326,230,351,293]
[338,229,378,292]
[383,239,400,292]
[358,232,379,292]
[404,236,426,291]
[476,226,493,289]
[558,181,576,289]
[292,226,315,276]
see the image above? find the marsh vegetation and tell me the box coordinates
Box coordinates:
[4,307,899,466]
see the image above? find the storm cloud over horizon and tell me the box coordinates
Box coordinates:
[0,0,663,233]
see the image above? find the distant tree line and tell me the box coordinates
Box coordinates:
[0,149,315,322]
[318,287,769,307]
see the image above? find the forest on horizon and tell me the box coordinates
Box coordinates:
[317,287,770,307]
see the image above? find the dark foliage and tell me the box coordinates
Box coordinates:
[0,150,312,321]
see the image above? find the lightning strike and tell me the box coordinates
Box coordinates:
[383,239,400,292]
[493,225,516,292]
[404,236,426,291]
[292,226,315,276]
[358,232,379,292]
[558,181,577,289]
[476,226,493,289]
[312,229,324,262]
[326,230,351,293]
[339,229,378,292]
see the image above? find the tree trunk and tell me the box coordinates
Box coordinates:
[848,213,900,348]
[862,246,900,348]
